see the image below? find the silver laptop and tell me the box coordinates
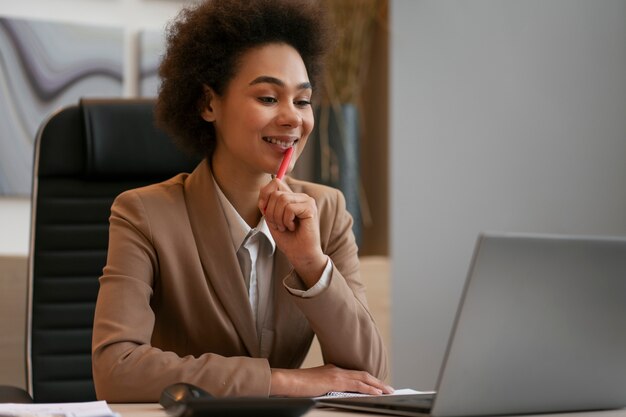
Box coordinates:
[318,233,626,416]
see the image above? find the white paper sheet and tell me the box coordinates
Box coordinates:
[315,388,434,400]
[0,400,117,417]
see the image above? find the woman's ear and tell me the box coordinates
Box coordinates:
[200,85,217,122]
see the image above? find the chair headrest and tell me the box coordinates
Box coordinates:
[81,98,200,178]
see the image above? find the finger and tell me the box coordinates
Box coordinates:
[259,179,288,212]
[282,203,297,232]
[360,372,395,394]
[278,194,311,229]
[260,178,295,210]
[342,371,393,395]
[258,183,277,214]
[266,192,300,228]
[273,194,297,232]
[264,195,284,232]
[267,191,297,232]
[351,381,383,395]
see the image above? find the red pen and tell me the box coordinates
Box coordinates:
[264,147,294,214]
[276,146,294,180]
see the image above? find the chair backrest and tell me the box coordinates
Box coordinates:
[27,98,201,402]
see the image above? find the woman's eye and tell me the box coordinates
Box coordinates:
[295,99,312,107]
[258,96,277,104]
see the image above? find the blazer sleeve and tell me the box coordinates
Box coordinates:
[92,190,271,402]
[283,187,389,380]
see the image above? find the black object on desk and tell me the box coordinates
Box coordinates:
[171,397,315,417]
[160,383,212,409]
[160,383,314,417]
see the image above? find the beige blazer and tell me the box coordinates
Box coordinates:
[92,160,388,402]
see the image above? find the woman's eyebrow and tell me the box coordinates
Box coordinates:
[249,75,312,90]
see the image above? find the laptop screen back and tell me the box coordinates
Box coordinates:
[432,233,626,417]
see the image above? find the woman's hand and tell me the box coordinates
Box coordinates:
[270,364,394,397]
[258,179,327,287]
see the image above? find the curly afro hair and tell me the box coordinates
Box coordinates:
[155,0,331,158]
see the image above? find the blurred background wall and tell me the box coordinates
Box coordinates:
[391,0,626,389]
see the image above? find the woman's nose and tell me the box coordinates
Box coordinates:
[276,103,302,127]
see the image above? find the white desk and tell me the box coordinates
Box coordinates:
[109,403,626,417]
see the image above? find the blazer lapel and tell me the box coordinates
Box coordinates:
[183,160,260,357]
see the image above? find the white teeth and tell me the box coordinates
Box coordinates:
[264,137,294,147]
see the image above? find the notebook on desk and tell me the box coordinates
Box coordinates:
[318,233,626,417]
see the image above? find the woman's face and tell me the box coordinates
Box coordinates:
[204,43,314,180]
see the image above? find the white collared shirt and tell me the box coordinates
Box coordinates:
[212,178,332,346]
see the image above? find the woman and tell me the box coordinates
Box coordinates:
[92,0,390,402]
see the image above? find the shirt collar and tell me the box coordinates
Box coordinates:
[212,177,276,254]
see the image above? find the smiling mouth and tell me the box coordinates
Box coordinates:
[263,136,298,147]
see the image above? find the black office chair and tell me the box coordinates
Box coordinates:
[18,98,200,402]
